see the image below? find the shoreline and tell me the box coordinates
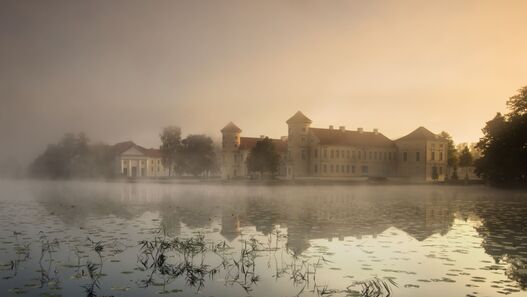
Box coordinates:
[7,176,487,187]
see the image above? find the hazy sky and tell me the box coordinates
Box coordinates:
[1,0,527,164]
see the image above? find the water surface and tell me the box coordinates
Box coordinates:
[0,180,526,297]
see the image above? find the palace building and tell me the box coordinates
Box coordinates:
[221,111,448,181]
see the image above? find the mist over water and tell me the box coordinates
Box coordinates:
[0,180,526,297]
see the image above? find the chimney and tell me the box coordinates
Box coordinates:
[339,126,345,132]
[373,128,379,135]
[358,127,363,133]
[329,125,334,130]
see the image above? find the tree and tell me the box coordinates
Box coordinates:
[29,132,115,179]
[159,126,182,176]
[458,146,473,181]
[440,131,458,181]
[180,134,216,177]
[246,137,280,178]
[458,146,473,167]
[440,131,458,168]
[506,86,527,117]
[475,86,527,185]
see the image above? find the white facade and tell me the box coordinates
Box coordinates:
[114,142,169,178]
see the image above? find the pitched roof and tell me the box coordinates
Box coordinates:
[239,137,288,152]
[310,128,395,147]
[112,141,136,154]
[221,122,242,133]
[286,111,312,124]
[112,141,163,158]
[396,127,444,142]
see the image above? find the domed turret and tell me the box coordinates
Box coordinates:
[221,122,242,179]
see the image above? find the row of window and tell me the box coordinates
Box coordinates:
[313,148,395,161]
[401,151,444,162]
[314,164,369,175]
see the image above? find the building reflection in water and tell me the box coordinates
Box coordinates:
[33,182,527,287]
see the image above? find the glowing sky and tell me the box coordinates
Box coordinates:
[1,0,526,162]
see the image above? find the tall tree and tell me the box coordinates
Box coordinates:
[440,131,458,180]
[159,126,182,176]
[458,146,473,167]
[246,137,280,178]
[506,86,527,117]
[181,134,216,177]
[440,132,458,168]
[459,146,473,180]
[475,86,527,185]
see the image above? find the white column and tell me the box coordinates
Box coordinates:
[146,159,149,177]
[128,160,132,177]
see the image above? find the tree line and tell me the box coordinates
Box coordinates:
[29,127,218,179]
[159,126,217,177]
[29,133,116,179]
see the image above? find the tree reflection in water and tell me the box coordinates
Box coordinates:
[0,181,525,296]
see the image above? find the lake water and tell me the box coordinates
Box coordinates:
[0,180,526,297]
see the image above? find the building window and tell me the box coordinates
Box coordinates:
[336,150,340,158]
[347,150,350,159]
[314,164,318,173]
[324,149,327,159]
[301,150,306,160]
[431,151,435,161]
[323,164,327,173]
[439,152,443,161]
[358,151,361,160]
[388,152,392,160]
[369,151,372,160]
[439,166,443,175]
[330,150,334,159]
[384,152,387,160]
[352,151,356,159]
[330,164,334,172]
[352,165,355,173]
[346,165,350,173]
[416,152,420,162]
[403,152,407,162]
[314,149,318,158]
[336,165,340,173]
[362,165,368,175]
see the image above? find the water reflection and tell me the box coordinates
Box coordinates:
[1,181,526,296]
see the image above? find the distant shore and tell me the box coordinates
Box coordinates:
[103,176,486,187]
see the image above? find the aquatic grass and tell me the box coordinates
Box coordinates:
[345,277,398,297]
[4,227,399,297]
